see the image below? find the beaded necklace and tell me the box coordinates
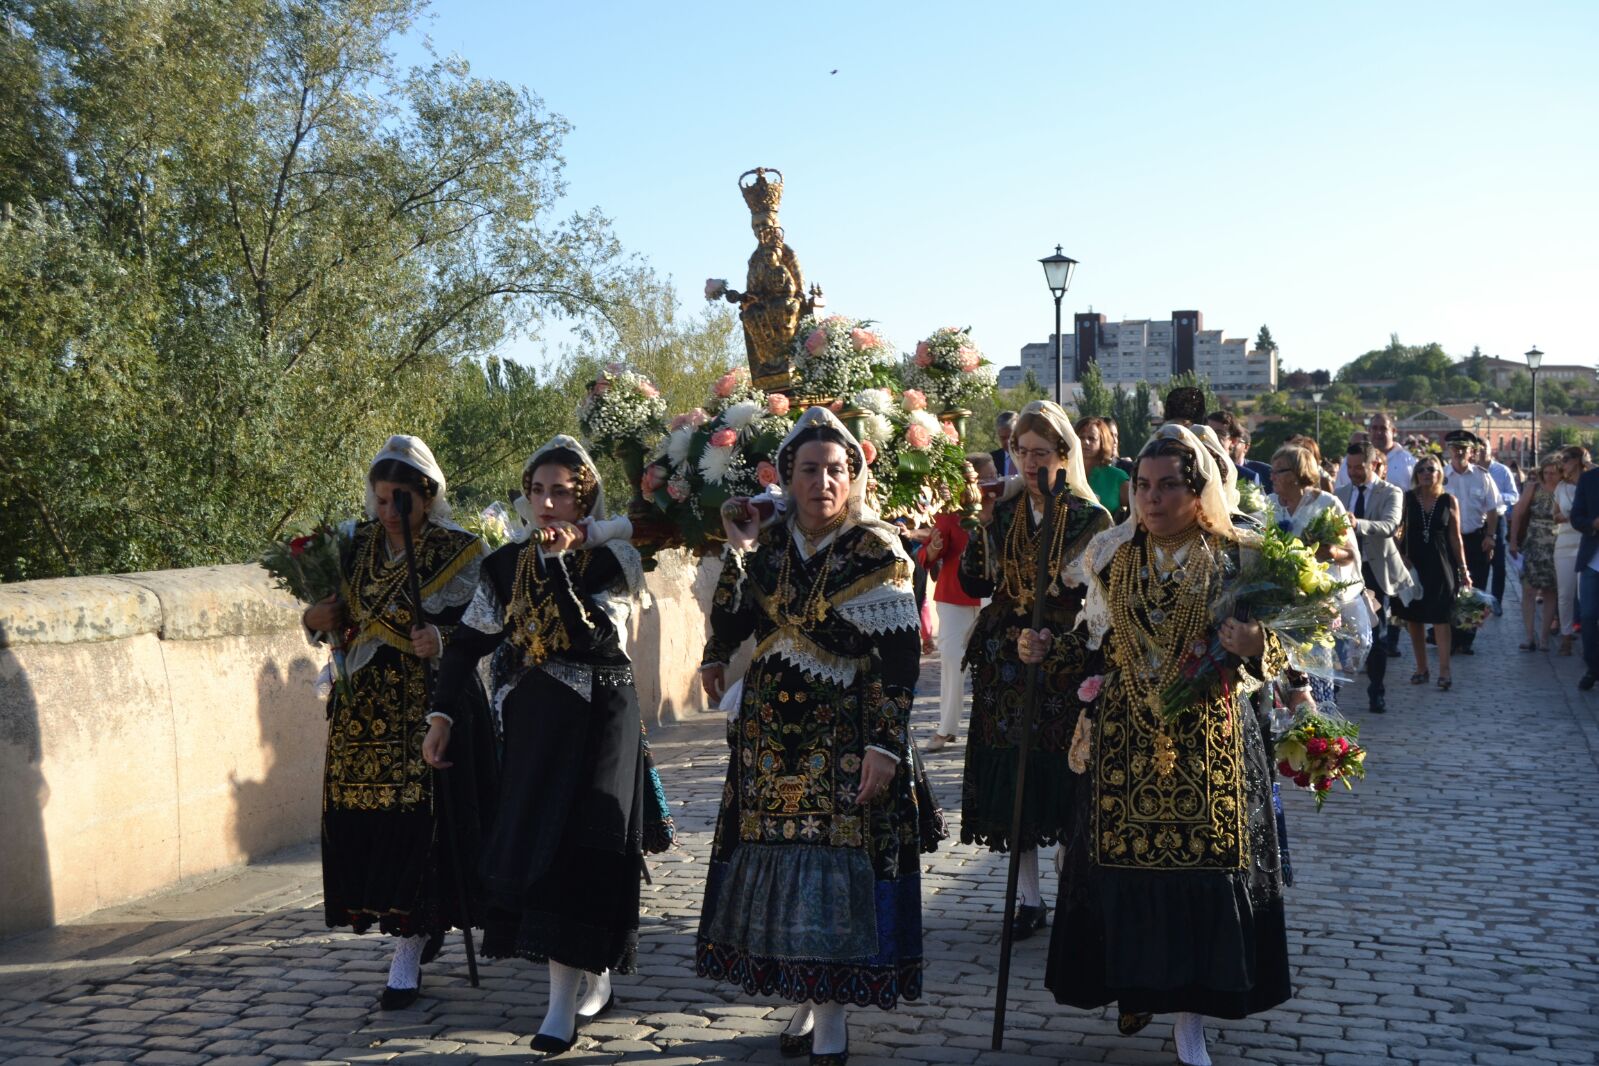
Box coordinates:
[350,523,431,630]
[771,518,845,627]
[505,543,582,664]
[1108,526,1216,777]
[1415,491,1441,544]
[997,493,1076,607]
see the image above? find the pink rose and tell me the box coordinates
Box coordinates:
[641,465,667,493]
[756,461,778,487]
[667,479,690,501]
[906,424,933,449]
[591,379,610,396]
[829,400,844,413]
[767,393,791,416]
[669,413,691,431]
[957,347,981,372]
[915,340,931,361]
[849,328,880,351]
[714,372,738,399]
[710,428,738,448]
[1306,737,1329,756]
[804,329,827,354]
[902,388,927,410]
[639,380,660,399]
[861,440,878,464]
[942,421,960,442]
[1077,675,1104,702]
[688,408,709,427]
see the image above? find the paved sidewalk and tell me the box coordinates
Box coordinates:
[3,599,1597,1064]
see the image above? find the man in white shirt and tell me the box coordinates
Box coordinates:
[1475,443,1519,615]
[1335,413,1416,493]
[1442,431,1502,654]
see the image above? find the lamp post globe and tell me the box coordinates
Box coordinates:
[1039,245,1078,406]
[1312,390,1324,442]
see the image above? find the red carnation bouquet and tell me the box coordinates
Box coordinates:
[262,521,353,701]
[1273,707,1367,810]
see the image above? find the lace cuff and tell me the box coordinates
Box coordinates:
[461,579,505,635]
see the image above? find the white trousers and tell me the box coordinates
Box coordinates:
[934,600,981,736]
[1555,539,1580,634]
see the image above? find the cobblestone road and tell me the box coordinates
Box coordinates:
[3,595,1597,1064]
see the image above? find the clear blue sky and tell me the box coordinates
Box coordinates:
[399,1,1597,377]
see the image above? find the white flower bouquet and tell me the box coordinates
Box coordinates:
[904,326,998,412]
[576,363,669,455]
[791,314,897,400]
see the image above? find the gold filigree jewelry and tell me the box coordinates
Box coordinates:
[504,543,586,665]
[770,523,841,627]
[794,508,847,552]
[996,494,1075,608]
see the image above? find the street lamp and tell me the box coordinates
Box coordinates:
[1039,245,1078,406]
[1312,390,1324,441]
[1526,346,1544,462]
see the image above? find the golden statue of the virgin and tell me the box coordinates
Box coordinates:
[709,168,823,393]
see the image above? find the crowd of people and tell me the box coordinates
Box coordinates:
[293,385,1597,1066]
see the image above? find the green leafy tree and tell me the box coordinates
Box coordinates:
[1255,324,1277,353]
[1393,375,1435,404]
[1077,363,1114,419]
[1111,381,1155,452]
[1464,345,1490,385]
[1,0,626,580]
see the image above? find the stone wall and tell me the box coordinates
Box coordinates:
[0,550,717,938]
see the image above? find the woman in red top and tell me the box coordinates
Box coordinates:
[923,454,995,751]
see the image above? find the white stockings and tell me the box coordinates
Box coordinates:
[783,1004,814,1038]
[386,934,426,990]
[1017,848,1042,907]
[1173,1012,1211,1066]
[811,1001,847,1055]
[577,969,611,1018]
[539,960,582,1043]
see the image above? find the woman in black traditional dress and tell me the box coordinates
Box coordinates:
[697,407,924,1065]
[432,435,652,1055]
[1025,425,1292,1066]
[304,435,493,1010]
[957,400,1111,938]
[1393,453,1470,687]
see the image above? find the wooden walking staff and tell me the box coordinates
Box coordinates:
[991,466,1066,1050]
[394,489,481,988]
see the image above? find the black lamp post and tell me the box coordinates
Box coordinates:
[1526,346,1544,462]
[1039,246,1078,406]
[1312,390,1324,442]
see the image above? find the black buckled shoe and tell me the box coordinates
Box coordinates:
[530,1031,575,1057]
[1010,902,1050,941]
[779,1031,813,1057]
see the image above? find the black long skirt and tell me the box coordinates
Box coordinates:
[479,667,644,975]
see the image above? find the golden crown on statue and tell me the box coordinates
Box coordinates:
[740,167,783,222]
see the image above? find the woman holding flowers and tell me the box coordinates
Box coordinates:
[1268,443,1364,706]
[1392,453,1470,690]
[957,400,1112,940]
[1027,425,1292,1066]
[303,435,493,1011]
[431,435,653,1055]
[697,408,924,1064]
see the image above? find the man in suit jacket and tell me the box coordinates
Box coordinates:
[1206,410,1269,487]
[1567,464,1599,690]
[991,410,1016,477]
[1339,442,1407,714]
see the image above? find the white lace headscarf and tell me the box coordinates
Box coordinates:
[514,433,644,596]
[1192,422,1242,514]
[1009,400,1098,506]
[365,434,459,528]
[1075,423,1253,646]
[776,406,877,525]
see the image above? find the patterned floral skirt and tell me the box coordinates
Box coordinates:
[695,656,923,1009]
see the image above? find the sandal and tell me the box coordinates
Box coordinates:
[1409,671,1429,685]
[1437,675,1452,691]
[1118,1011,1153,1036]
